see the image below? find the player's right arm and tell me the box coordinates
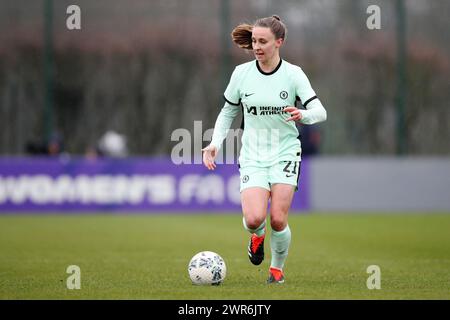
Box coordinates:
[203,66,243,170]
[203,101,240,170]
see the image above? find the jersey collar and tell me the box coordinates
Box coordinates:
[256,59,282,76]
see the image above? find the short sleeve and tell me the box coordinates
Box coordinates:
[293,67,317,107]
[223,67,241,106]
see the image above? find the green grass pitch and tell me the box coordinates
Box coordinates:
[1,213,449,299]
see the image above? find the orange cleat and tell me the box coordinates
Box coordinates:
[247,233,265,265]
[267,267,285,284]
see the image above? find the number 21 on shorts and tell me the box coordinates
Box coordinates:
[282,161,298,178]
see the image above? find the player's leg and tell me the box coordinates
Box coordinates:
[240,166,271,265]
[241,187,270,265]
[266,160,300,283]
[267,183,295,283]
[242,187,270,232]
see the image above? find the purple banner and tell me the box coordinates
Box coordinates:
[0,157,309,212]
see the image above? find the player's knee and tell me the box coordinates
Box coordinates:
[270,214,287,232]
[244,216,265,230]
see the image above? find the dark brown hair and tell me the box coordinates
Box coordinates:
[231,15,287,50]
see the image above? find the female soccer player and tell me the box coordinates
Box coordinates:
[202,15,327,284]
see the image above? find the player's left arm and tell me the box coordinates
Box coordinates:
[285,67,327,124]
[298,96,327,125]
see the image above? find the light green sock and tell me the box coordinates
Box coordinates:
[242,217,266,237]
[270,225,291,270]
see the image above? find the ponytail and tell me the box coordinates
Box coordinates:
[231,23,253,50]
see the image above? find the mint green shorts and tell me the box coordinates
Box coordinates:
[239,161,301,192]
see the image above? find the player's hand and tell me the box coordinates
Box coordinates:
[283,106,303,122]
[202,144,218,170]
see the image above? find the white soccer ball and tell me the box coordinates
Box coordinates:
[188,251,227,285]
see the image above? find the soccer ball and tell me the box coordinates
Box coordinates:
[188,251,227,285]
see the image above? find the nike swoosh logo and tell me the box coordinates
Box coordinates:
[244,93,255,97]
[286,174,295,178]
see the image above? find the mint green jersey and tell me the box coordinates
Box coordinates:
[211,59,327,167]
